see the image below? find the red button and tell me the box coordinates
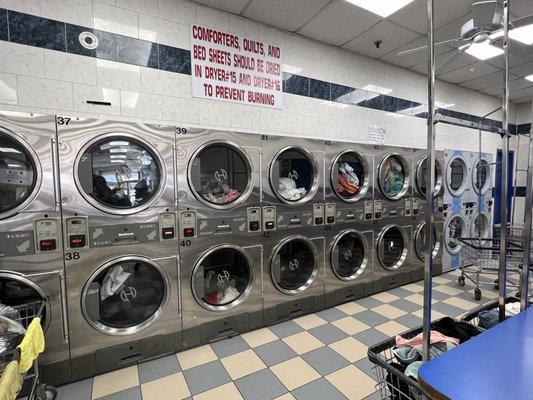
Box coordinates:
[184,228,194,237]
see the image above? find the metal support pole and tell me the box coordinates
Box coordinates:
[498,0,510,322]
[521,124,532,311]
[422,0,435,363]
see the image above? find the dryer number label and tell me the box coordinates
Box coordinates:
[176,127,188,134]
[65,252,80,260]
[57,116,71,125]
[180,240,192,247]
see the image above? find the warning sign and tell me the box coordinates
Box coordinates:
[190,24,283,109]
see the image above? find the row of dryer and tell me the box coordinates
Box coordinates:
[0,111,489,385]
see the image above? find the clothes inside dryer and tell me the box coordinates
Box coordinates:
[416,157,442,196]
[472,213,489,238]
[446,215,464,253]
[449,158,466,192]
[0,133,36,214]
[378,226,406,270]
[0,277,47,326]
[379,155,407,198]
[473,159,489,194]
[272,148,315,201]
[84,259,166,331]
[414,222,438,261]
[77,137,161,209]
[189,143,249,206]
[332,232,366,279]
[191,247,252,308]
[272,238,317,292]
[332,152,365,200]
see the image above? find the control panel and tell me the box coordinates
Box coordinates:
[179,211,197,238]
[364,200,373,221]
[437,197,444,213]
[65,217,88,249]
[35,218,60,252]
[373,200,382,220]
[313,203,324,226]
[325,203,336,225]
[410,198,418,216]
[159,212,177,240]
[247,207,261,232]
[262,206,276,231]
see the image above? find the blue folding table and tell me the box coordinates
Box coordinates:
[418,307,533,400]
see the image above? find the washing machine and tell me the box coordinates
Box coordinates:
[372,145,415,293]
[469,152,494,239]
[57,118,180,381]
[261,135,325,324]
[410,149,445,281]
[175,128,263,349]
[323,141,374,307]
[0,111,69,386]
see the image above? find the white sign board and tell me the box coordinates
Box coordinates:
[369,126,386,145]
[190,24,283,109]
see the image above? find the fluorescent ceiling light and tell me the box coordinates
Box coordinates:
[345,0,415,17]
[509,24,533,45]
[111,159,125,163]
[109,141,129,147]
[465,42,503,60]
[526,74,533,82]
[109,148,128,153]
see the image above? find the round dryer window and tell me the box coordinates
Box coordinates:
[270,147,317,203]
[378,226,408,270]
[472,213,489,239]
[473,159,490,195]
[0,276,49,331]
[378,154,409,200]
[331,151,368,201]
[83,258,167,334]
[191,246,253,310]
[416,157,442,197]
[445,215,464,254]
[271,237,318,294]
[414,222,439,261]
[0,133,37,217]
[331,231,367,280]
[446,157,467,196]
[189,142,251,208]
[76,136,162,211]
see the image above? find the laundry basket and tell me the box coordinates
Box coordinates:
[460,296,520,330]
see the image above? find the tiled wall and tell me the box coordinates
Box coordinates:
[0,0,524,156]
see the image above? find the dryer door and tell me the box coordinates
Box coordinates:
[330,230,368,281]
[415,157,443,197]
[271,236,318,294]
[446,156,468,197]
[331,151,369,202]
[0,132,39,219]
[472,158,491,196]
[191,245,254,310]
[82,257,169,335]
[414,222,440,261]
[378,154,410,200]
[445,215,465,254]
[471,213,490,239]
[377,225,408,270]
[76,135,164,214]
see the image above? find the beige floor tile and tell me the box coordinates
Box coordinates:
[373,304,407,319]
[442,297,479,310]
[177,344,218,370]
[434,285,463,296]
[375,320,408,337]
[274,394,295,400]
[221,349,266,380]
[332,316,370,335]
[371,291,400,303]
[141,372,190,400]
[193,382,244,400]
[241,327,278,348]
[335,302,366,315]
[402,283,425,293]
[270,357,320,391]
[432,276,450,284]
[282,331,324,355]
[92,366,139,399]
[412,309,447,320]
[328,337,367,362]
[293,314,327,330]
[326,365,376,400]
[404,293,437,306]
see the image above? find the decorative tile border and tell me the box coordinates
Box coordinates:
[0,7,530,135]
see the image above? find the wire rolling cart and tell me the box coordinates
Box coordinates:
[0,300,57,400]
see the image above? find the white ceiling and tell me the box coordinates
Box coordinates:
[193,0,533,104]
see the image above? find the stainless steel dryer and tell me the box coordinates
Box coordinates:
[175,128,263,349]
[411,149,445,281]
[323,141,374,307]
[372,145,415,293]
[0,112,69,386]
[261,135,325,324]
[57,118,180,380]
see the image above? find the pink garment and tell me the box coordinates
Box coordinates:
[395,330,460,348]
[223,189,240,203]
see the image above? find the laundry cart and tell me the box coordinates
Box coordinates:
[0,300,56,400]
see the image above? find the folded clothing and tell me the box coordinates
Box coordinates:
[395,330,460,348]
[477,302,521,329]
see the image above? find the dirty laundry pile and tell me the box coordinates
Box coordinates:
[336,162,360,197]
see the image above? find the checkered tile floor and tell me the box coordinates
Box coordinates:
[57,270,499,400]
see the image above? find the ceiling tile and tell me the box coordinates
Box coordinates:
[481,79,533,96]
[342,20,421,59]
[510,0,533,18]
[438,61,499,84]
[194,0,250,14]
[387,0,472,35]
[243,0,330,32]
[513,96,533,104]
[510,86,533,102]
[410,50,474,75]
[298,0,381,46]
[380,37,455,68]
[461,71,520,91]
[511,62,533,78]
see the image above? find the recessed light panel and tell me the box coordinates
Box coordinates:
[345,0,415,18]
[525,74,533,82]
[465,42,504,60]
[509,24,533,45]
